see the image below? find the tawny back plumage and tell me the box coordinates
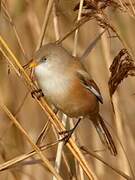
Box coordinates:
[33,43,117,156]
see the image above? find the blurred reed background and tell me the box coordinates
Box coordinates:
[0,0,135,180]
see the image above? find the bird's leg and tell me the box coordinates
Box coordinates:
[59,117,82,144]
[31,89,44,99]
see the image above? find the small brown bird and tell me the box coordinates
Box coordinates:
[30,43,117,156]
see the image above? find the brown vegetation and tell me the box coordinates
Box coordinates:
[0,0,135,180]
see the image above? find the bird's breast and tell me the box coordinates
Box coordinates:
[35,68,98,117]
[36,72,72,104]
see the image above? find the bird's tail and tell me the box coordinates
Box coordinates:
[91,114,117,156]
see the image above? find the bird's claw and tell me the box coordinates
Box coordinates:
[31,89,44,99]
[59,129,74,144]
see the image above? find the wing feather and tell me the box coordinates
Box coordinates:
[77,70,103,104]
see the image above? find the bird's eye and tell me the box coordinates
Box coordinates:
[40,56,47,62]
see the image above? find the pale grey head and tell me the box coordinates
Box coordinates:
[34,43,73,70]
[32,43,74,82]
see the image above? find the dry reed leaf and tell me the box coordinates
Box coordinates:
[80,146,132,180]
[0,141,58,172]
[73,0,120,43]
[1,1,135,179]
[74,0,135,16]
[74,0,121,16]
[1,1,28,60]
[0,103,63,180]
[118,0,135,18]
[108,48,135,96]
[0,36,97,180]
[36,0,54,50]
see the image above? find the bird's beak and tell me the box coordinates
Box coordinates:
[29,60,38,68]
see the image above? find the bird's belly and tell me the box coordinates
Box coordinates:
[37,76,98,117]
[37,75,72,106]
[60,82,99,117]
[61,94,99,117]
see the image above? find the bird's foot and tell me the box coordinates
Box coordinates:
[59,129,74,144]
[59,118,82,144]
[31,89,44,100]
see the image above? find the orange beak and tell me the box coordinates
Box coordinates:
[29,60,38,68]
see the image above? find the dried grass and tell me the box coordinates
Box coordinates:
[0,0,135,180]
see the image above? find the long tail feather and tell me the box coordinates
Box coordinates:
[91,114,117,156]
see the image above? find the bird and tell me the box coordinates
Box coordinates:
[30,43,117,156]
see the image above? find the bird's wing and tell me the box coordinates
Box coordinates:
[77,70,103,104]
